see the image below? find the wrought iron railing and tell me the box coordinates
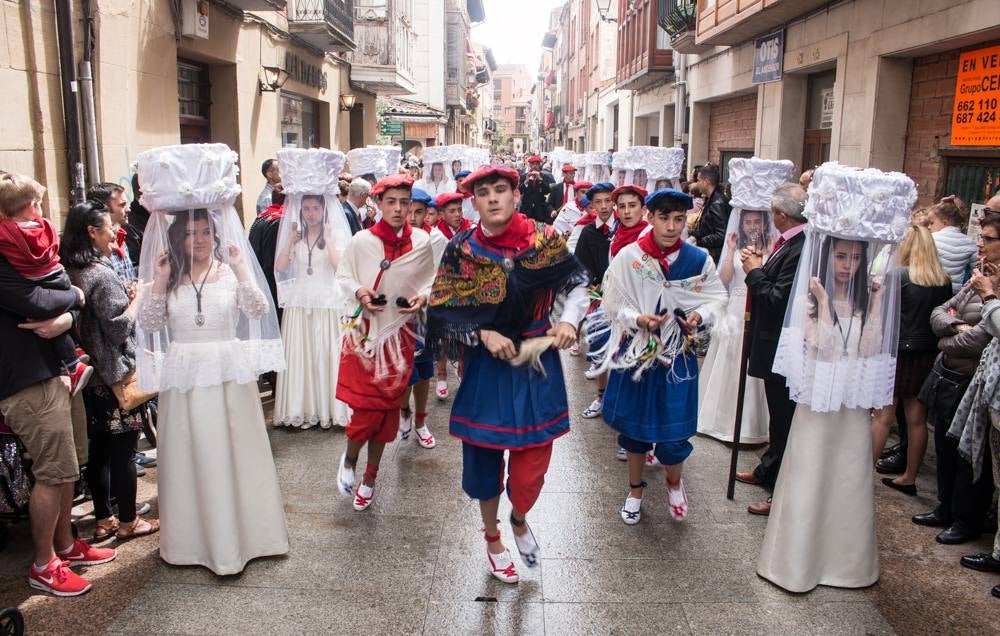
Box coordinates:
[658,0,696,36]
[289,0,355,42]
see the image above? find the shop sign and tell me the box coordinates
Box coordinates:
[752,30,784,85]
[952,44,1000,146]
[284,52,328,93]
[380,120,403,136]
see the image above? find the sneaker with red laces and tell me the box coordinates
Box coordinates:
[353,483,375,511]
[67,363,94,397]
[57,538,117,567]
[666,479,688,521]
[487,548,519,584]
[28,558,92,596]
[435,380,449,400]
[415,425,436,449]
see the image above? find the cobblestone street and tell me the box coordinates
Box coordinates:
[1,353,998,634]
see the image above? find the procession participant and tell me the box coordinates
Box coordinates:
[414,147,456,198]
[272,148,353,430]
[566,195,595,253]
[454,170,479,223]
[335,174,436,511]
[696,158,792,444]
[690,164,732,264]
[592,188,727,524]
[398,188,443,448]
[427,165,591,583]
[135,143,288,574]
[552,180,592,236]
[758,163,913,593]
[547,165,578,218]
[431,191,473,400]
[518,158,553,224]
[248,186,286,325]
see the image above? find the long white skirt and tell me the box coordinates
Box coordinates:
[158,381,289,575]
[274,306,351,429]
[757,406,879,593]
[697,299,769,444]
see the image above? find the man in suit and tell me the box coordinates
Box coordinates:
[690,164,731,264]
[341,178,370,234]
[518,155,554,223]
[734,183,808,516]
[547,165,578,221]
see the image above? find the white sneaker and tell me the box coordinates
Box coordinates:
[511,519,540,568]
[337,453,356,497]
[569,343,580,356]
[584,364,602,380]
[645,452,660,467]
[399,411,413,440]
[581,398,602,419]
[415,425,436,449]
[487,548,520,583]
[436,380,449,400]
[620,495,642,525]
[353,483,375,511]
[616,447,627,462]
[135,502,151,516]
[666,479,688,521]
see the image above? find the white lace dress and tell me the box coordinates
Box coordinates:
[141,267,289,575]
[273,242,351,429]
[696,253,769,443]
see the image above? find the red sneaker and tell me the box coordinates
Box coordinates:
[57,538,117,567]
[67,363,94,397]
[28,558,92,596]
[74,346,91,364]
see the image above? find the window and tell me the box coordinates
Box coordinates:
[720,149,753,183]
[280,93,320,149]
[177,60,210,119]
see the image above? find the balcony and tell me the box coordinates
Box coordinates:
[659,0,711,54]
[697,0,829,46]
[226,0,286,10]
[348,2,415,95]
[287,0,355,52]
[615,0,674,91]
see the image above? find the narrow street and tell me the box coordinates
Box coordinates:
[1,352,997,635]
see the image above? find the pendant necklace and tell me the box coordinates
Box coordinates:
[190,261,214,327]
[836,315,854,354]
[305,229,322,276]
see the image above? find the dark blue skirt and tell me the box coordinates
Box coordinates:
[602,351,699,444]
[450,344,570,450]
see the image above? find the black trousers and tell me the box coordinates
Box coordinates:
[753,371,797,490]
[934,420,995,528]
[86,429,139,523]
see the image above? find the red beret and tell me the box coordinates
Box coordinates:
[562,165,577,173]
[573,180,594,192]
[435,192,466,208]
[370,174,414,198]
[527,155,542,163]
[458,165,520,194]
[612,185,648,203]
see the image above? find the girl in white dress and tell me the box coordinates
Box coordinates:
[697,157,793,443]
[273,148,353,429]
[759,162,912,593]
[135,144,288,576]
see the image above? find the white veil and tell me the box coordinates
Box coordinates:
[133,143,284,393]
[773,162,914,412]
[416,146,456,196]
[273,148,352,309]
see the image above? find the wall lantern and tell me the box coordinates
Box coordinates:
[259,65,289,93]
[340,94,357,111]
[595,0,617,22]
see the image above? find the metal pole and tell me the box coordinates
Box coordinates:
[79,0,100,186]
[726,293,753,500]
[55,0,85,204]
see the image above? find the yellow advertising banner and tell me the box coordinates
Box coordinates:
[952,44,1000,146]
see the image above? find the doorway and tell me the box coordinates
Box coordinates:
[801,70,835,171]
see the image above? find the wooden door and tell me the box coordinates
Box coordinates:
[802,128,831,172]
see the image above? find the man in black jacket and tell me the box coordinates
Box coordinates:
[691,164,731,264]
[547,165,578,220]
[518,155,554,223]
[733,183,807,516]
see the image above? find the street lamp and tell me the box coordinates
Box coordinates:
[339,94,357,111]
[259,65,289,93]
[595,0,617,22]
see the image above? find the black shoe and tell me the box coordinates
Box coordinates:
[960,553,1000,573]
[881,477,917,496]
[936,523,979,545]
[992,584,1000,599]
[879,443,902,460]
[875,450,905,474]
[912,510,951,528]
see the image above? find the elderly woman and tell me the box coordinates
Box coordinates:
[60,201,158,541]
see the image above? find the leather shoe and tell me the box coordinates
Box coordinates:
[875,450,905,474]
[960,553,1000,573]
[735,470,764,486]
[879,443,901,460]
[936,523,979,545]
[748,498,771,516]
[912,510,951,528]
[881,477,917,496]
[992,584,1000,599]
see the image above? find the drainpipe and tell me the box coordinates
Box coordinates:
[55,0,85,204]
[79,0,101,185]
[673,50,687,150]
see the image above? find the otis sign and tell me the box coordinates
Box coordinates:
[752,30,784,85]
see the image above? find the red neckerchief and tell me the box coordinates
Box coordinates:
[258,204,285,223]
[474,212,535,251]
[0,215,61,279]
[436,217,471,240]
[575,211,596,227]
[610,220,648,258]
[113,227,127,259]
[421,223,432,233]
[637,231,683,275]
[370,219,413,260]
